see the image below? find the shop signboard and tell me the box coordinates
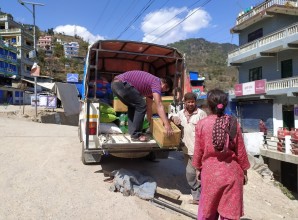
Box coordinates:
[47,96,57,108]
[234,79,266,96]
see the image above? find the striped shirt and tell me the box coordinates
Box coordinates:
[115,70,161,97]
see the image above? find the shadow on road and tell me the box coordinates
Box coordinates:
[96,151,190,195]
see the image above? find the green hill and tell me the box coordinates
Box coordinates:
[168,38,238,92]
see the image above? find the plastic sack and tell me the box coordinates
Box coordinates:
[100,113,118,123]
[100,122,122,134]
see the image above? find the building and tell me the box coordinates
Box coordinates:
[0,12,34,77]
[63,41,79,58]
[0,37,22,104]
[0,37,18,77]
[228,0,298,193]
[37,35,53,56]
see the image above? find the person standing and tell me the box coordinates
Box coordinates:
[192,89,250,220]
[111,70,174,142]
[170,92,207,205]
[259,119,268,145]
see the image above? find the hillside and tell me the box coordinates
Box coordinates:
[168,38,239,91]
[38,34,239,91]
[37,32,88,81]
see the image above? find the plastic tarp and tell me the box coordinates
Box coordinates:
[109,168,157,200]
[243,132,263,155]
[21,78,55,90]
[53,82,80,116]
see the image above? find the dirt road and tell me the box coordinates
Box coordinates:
[0,117,196,219]
[0,109,298,219]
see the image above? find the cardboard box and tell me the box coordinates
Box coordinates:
[152,96,173,114]
[114,95,173,113]
[152,118,181,147]
[113,97,128,112]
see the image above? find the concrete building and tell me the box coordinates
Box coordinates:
[228,0,298,194]
[64,41,79,58]
[37,35,53,56]
[0,37,23,104]
[0,12,34,77]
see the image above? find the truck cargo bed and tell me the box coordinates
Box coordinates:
[101,134,173,153]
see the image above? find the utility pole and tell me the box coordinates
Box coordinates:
[18,0,45,117]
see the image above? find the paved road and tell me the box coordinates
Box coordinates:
[0,117,193,220]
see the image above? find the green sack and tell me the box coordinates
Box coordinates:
[100,113,118,123]
[143,119,149,130]
[100,103,116,115]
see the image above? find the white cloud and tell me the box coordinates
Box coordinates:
[141,7,211,45]
[54,25,104,44]
[183,8,211,32]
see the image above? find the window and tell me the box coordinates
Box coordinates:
[248,28,263,42]
[249,67,262,81]
[281,59,292,78]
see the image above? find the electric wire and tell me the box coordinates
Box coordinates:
[152,0,212,42]
[108,0,139,36]
[126,0,171,40]
[115,0,155,40]
[100,1,121,35]
[135,0,203,41]
[91,0,111,33]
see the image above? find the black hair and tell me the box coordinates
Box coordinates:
[208,89,230,152]
[207,88,228,117]
[161,76,173,93]
[184,92,197,101]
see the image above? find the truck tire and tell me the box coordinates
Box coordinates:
[155,151,170,159]
[81,142,102,165]
[146,151,170,161]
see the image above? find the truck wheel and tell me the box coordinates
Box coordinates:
[145,152,156,161]
[81,142,102,165]
[154,151,170,159]
[145,151,170,161]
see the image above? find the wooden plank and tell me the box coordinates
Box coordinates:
[156,187,180,200]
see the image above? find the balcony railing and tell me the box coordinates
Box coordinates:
[0,14,13,21]
[266,76,298,91]
[236,0,298,26]
[228,22,298,59]
[0,28,22,34]
[230,76,298,97]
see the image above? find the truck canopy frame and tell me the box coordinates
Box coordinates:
[82,40,186,100]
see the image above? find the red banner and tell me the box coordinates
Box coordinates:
[255,79,266,94]
[234,79,266,96]
[234,84,243,96]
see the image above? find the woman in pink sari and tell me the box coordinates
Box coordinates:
[192,89,250,220]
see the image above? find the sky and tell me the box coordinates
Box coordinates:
[0,0,263,45]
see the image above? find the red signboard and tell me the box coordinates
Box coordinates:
[234,79,266,96]
[234,84,243,96]
[255,79,266,94]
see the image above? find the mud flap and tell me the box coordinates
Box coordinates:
[81,142,102,165]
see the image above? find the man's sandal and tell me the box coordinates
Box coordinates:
[131,135,149,142]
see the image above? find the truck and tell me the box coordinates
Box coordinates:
[78,40,187,164]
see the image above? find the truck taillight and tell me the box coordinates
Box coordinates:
[89,122,97,135]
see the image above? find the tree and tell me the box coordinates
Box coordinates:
[47,28,54,35]
[53,42,64,58]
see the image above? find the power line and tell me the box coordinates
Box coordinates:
[107,0,139,38]
[91,0,111,33]
[135,0,203,41]
[115,0,155,40]
[152,0,212,42]
[126,0,172,40]
[100,1,122,34]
